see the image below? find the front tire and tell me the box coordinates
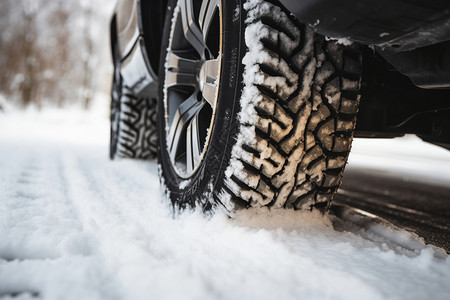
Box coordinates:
[158,0,361,212]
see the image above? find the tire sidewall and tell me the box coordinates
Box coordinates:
[158,0,245,209]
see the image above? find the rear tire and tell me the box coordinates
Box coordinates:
[158,0,361,212]
[110,51,157,160]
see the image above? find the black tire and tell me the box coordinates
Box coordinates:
[110,46,122,159]
[110,50,158,160]
[158,0,361,212]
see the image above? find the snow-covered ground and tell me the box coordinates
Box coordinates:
[349,135,450,187]
[1,108,450,300]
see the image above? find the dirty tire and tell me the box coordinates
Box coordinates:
[158,0,361,212]
[110,87,158,160]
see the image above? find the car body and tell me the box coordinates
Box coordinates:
[111,0,166,97]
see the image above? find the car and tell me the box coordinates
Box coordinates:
[110,0,450,212]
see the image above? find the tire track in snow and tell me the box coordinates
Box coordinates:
[60,153,209,300]
[0,144,118,300]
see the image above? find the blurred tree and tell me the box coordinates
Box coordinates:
[48,1,71,107]
[19,2,41,107]
[81,0,94,109]
[0,0,113,109]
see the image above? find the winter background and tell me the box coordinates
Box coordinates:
[0,0,113,110]
[1,1,450,300]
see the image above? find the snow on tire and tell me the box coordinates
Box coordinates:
[157,0,361,212]
[222,0,362,210]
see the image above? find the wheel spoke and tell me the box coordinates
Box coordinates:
[199,0,219,39]
[167,95,205,161]
[200,56,220,109]
[167,51,200,71]
[180,0,206,56]
[166,71,197,88]
[166,51,200,88]
[186,115,202,173]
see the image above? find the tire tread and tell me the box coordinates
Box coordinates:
[221,0,361,210]
[111,91,158,160]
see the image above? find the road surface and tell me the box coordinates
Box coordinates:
[334,168,450,253]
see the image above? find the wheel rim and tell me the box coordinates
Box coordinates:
[163,0,222,178]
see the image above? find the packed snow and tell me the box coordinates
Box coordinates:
[324,36,354,46]
[1,107,450,300]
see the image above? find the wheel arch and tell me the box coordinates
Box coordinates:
[110,14,118,63]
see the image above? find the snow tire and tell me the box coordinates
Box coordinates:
[158,0,361,212]
[110,81,158,160]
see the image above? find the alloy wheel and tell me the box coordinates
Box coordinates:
[163,0,222,178]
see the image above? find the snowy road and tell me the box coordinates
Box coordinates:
[1,109,450,300]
